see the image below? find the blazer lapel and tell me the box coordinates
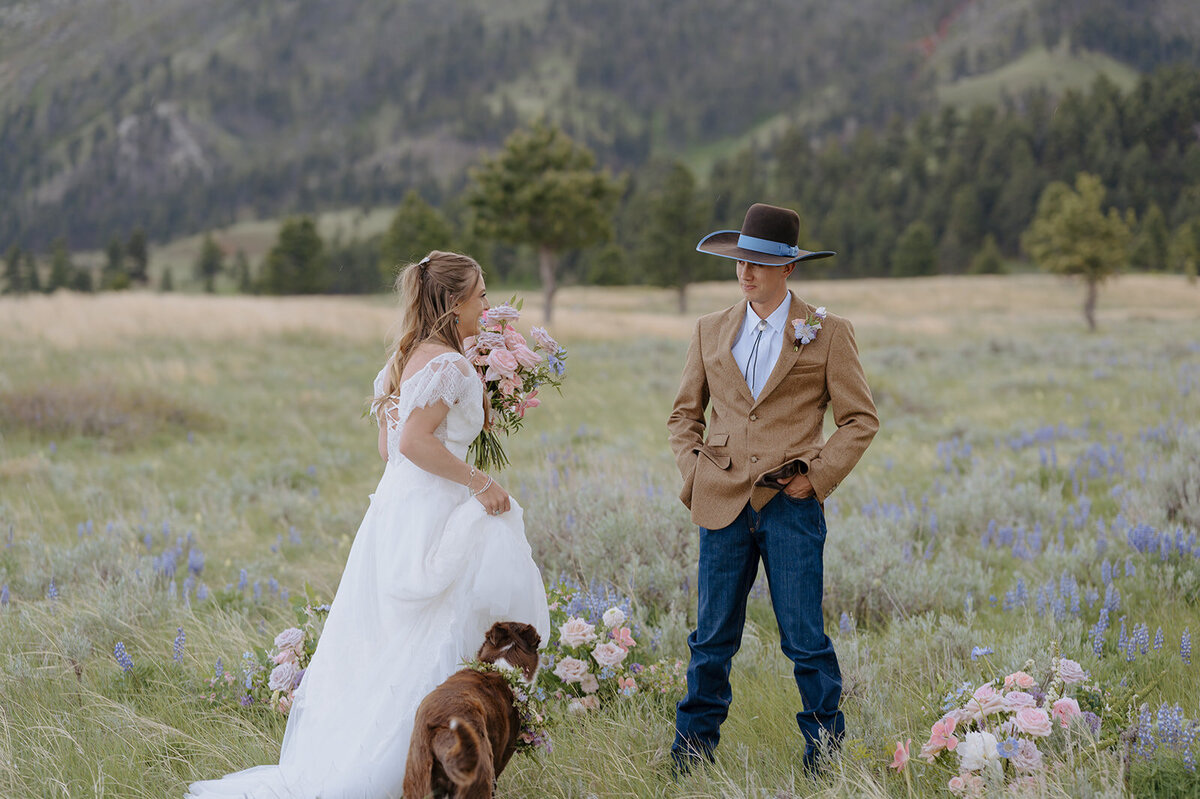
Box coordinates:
[753,294,808,407]
[717,303,755,405]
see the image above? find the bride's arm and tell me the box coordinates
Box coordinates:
[398,402,511,515]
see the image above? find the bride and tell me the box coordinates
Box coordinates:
[187,251,551,798]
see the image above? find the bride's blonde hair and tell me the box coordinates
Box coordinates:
[376,250,482,420]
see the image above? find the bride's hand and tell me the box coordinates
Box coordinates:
[475,478,512,517]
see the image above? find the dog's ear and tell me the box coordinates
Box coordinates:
[515,623,541,651]
[485,623,510,648]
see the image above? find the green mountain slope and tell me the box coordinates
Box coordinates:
[2,0,1197,251]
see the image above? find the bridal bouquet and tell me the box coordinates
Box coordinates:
[464,299,567,472]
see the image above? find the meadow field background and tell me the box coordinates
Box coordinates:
[1,273,1198,798]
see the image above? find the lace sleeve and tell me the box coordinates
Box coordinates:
[403,354,476,412]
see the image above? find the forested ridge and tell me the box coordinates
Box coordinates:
[2,0,1200,269]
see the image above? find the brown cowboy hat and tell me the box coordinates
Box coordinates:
[696,203,835,266]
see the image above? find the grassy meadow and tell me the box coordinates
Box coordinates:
[1,273,1198,798]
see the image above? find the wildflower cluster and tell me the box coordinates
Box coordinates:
[465,660,552,756]
[912,656,1107,797]
[203,596,330,714]
[791,306,827,350]
[463,299,566,472]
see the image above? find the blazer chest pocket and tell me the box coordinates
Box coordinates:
[694,433,731,470]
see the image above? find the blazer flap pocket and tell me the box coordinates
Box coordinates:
[693,441,732,470]
[706,433,729,447]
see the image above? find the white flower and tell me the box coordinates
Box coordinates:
[552,656,589,684]
[814,306,827,319]
[558,617,598,648]
[602,607,626,628]
[268,661,300,693]
[957,731,999,772]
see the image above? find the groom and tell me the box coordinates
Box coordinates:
[667,203,878,771]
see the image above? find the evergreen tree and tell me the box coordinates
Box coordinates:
[380,190,456,284]
[468,119,621,321]
[25,250,41,293]
[194,234,224,293]
[968,234,1006,275]
[637,161,708,312]
[4,246,25,294]
[1167,220,1200,281]
[126,227,149,285]
[1131,203,1170,271]
[47,238,74,291]
[102,236,130,290]
[262,217,326,295]
[1021,173,1133,331]
[161,267,174,292]
[892,221,937,277]
[233,250,253,293]
[71,266,94,293]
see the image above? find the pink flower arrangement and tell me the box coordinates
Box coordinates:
[911,655,1106,796]
[463,299,567,471]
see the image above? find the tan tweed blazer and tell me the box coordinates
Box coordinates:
[668,293,879,530]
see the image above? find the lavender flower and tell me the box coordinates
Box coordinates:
[113,641,134,674]
[173,627,186,664]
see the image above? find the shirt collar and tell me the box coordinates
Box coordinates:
[742,291,792,337]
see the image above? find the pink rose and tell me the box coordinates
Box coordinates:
[497,376,521,397]
[485,303,520,323]
[580,695,600,711]
[1056,658,1088,685]
[1004,671,1037,691]
[618,676,637,695]
[1004,690,1036,710]
[510,343,542,369]
[580,673,599,694]
[966,684,1007,719]
[530,326,559,352]
[558,617,598,648]
[1014,707,1052,737]
[273,627,305,653]
[552,656,589,684]
[484,349,519,381]
[610,627,636,649]
[1051,697,1081,728]
[268,661,300,693]
[474,331,506,351]
[592,641,628,668]
[1011,739,1044,773]
[502,328,528,349]
[947,776,967,796]
[272,649,298,665]
[276,695,292,714]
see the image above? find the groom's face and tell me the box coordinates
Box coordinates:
[736,260,795,307]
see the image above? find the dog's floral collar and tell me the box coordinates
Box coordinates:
[465,660,552,755]
[792,306,827,351]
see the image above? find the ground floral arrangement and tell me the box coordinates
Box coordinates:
[888,648,1199,796]
[537,576,686,714]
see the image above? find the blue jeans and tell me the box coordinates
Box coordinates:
[672,492,844,767]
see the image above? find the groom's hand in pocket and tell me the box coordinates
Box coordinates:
[782,473,815,499]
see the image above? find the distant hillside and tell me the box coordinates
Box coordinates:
[2,0,1198,252]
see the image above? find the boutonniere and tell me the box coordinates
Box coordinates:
[791,307,827,351]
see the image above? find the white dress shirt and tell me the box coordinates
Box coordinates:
[731,291,792,399]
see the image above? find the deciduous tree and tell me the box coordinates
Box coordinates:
[1021,173,1132,331]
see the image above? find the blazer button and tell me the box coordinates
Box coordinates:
[750,413,757,421]
[750,456,759,463]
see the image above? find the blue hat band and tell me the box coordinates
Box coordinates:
[737,234,799,259]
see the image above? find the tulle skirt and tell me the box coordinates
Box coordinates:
[185,459,550,798]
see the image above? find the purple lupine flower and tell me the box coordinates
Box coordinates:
[1081,711,1102,736]
[113,642,134,674]
[238,569,248,592]
[1134,704,1157,761]
[1183,628,1192,665]
[187,549,205,576]
[971,645,994,661]
[213,658,224,679]
[197,583,209,601]
[1155,627,1164,650]
[1,584,8,607]
[839,612,853,635]
[173,627,186,664]
[47,578,58,601]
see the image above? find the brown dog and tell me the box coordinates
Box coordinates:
[403,622,542,799]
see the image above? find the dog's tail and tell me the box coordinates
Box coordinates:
[434,717,487,787]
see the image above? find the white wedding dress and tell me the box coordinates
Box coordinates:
[187,352,551,798]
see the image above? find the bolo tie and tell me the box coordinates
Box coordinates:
[744,319,767,396]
